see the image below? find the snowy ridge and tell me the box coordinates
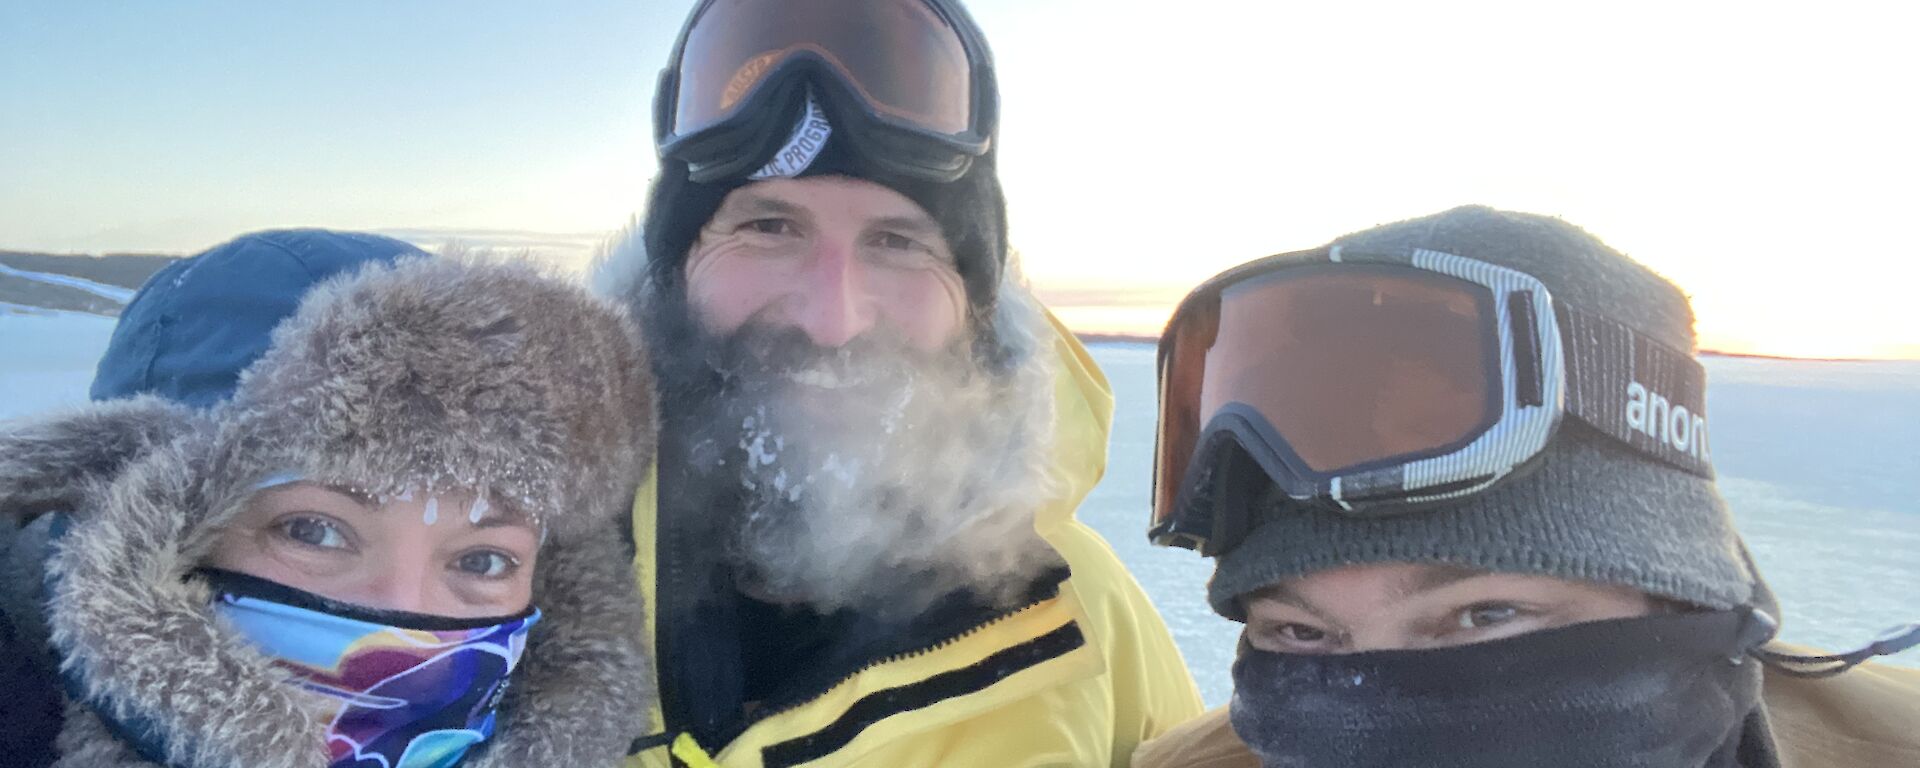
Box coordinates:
[0,300,108,318]
[0,262,137,302]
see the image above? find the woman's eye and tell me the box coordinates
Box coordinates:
[453,550,518,578]
[1459,602,1522,629]
[279,517,348,550]
[743,218,796,236]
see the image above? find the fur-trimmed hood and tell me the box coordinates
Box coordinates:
[1,258,657,768]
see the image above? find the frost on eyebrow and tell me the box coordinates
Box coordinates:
[462,494,539,533]
[353,484,534,532]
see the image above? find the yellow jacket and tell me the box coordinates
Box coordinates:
[1131,648,1920,768]
[629,314,1204,768]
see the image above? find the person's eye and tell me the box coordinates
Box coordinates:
[278,516,350,551]
[452,550,520,579]
[873,231,923,251]
[1251,621,1338,653]
[1458,602,1523,629]
[1278,623,1327,642]
[868,232,951,271]
[742,218,797,236]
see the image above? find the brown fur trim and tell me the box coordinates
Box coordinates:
[469,523,654,765]
[0,396,198,524]
[45,438,328,768]
[212,257,656,542]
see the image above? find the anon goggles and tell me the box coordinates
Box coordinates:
[1151,245,1716,555]
[654,0,998,183]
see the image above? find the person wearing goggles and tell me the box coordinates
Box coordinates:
[1132,206,1920,768]
[590,1,1202,766]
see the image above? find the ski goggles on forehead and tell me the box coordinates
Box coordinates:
[655,0,997,183]
[1151,245,1717,556]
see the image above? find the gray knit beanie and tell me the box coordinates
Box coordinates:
[1209,206,1773,621]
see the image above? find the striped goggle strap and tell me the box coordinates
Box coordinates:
[1559,305,1715,479]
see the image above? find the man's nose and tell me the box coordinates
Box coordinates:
[791,239,877,348]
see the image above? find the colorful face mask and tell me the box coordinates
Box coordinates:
[203,569,539,768]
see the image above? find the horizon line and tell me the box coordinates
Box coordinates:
[4,246,1914,363]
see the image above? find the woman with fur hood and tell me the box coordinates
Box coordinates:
[0,255,656,768]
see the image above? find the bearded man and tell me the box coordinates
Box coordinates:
[591,2,1203,766]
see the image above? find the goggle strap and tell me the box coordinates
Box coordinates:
[1560,305,1716,478]
[1751,621,1920,679]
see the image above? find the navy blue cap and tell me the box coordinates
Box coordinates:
[90,229,426,408]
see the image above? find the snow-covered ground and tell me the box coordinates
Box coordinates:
[0,308,119,418]
[2,314,1914,706]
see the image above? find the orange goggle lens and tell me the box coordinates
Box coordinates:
[1153,264,1499,531]
[673,0,975,137]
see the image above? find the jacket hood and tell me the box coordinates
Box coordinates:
[2,258,658,768]
[1034,306,1114,535]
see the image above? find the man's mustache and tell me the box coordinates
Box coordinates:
[702,323,966,393]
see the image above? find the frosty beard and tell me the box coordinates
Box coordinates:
[687,322,1057,618]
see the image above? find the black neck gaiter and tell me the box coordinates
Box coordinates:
[1229,609,1774,768]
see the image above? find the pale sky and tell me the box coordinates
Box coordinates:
[2,1,1915,358]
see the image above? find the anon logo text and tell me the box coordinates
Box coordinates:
[1625,380,1709,460]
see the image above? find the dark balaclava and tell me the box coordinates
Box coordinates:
[1229,609,1775,768]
